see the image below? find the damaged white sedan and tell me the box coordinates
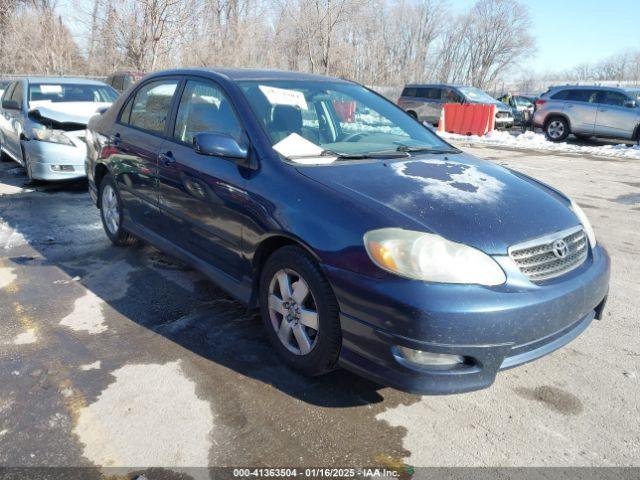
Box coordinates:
[0,77,118,182]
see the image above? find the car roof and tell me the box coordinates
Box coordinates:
[145,68,352,84]
[19,77,109,86]
[548,85,625,92]
[404,83,466,89]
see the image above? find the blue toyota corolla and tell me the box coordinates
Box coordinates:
[85,69,610,394]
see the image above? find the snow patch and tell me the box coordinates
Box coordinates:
[440,130,640,160]
[393,159,504,203]
[59,291,106,334]
[13,329,37,345]
[74,361,214,467]
[0,266,17,289]
[80,361,101,371]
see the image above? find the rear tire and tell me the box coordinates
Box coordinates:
[407,110,418,120]
[544,117,570,142]
[259,245,341,376]
[99,173,138,247]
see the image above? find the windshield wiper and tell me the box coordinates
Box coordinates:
[395,145,461,154]
[321,149,410,159]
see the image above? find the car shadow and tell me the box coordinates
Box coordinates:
[0,163,390,408]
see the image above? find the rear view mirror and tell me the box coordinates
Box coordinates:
[2,99,20,110]
[193,132,248,160]
[624,100,637,108]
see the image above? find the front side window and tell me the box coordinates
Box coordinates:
[598,91,629,107]
[457,86,497,104]
[239,80,453,158]
[127,79,179,134]
[173,79,242,144]
[11,82,23,107]
[28,83,118,105]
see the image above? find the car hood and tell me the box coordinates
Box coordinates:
[28,101,112,125]
[297,153,580,254]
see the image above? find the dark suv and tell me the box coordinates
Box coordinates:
[533,85,640,142]
[105,71,145,93]
[85,69,609,394]
[397,83,514,128]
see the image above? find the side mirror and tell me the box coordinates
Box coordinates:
[2,99,20,110]
[193,132,248,161]
[624,100,637,108]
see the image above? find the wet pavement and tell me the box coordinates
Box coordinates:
[0,146,638,476]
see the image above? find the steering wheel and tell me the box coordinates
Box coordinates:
[340,132,368,143]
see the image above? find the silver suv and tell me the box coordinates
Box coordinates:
[533,86,640,142]
[397,83,514,128]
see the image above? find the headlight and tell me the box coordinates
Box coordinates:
[32,127,74,146]
[364,228,506,286]
[570,199,596,248]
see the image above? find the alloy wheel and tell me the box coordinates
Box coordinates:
[267,268,319,355]
[101,184,120,235]
[547,120,565,139]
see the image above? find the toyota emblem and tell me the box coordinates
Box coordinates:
[552,239,569,259]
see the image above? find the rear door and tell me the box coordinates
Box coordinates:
[563,89,599,134]
[417,87,445,124]
[157,77,249,279]
[594,90,638,139]
[110,77,181,230]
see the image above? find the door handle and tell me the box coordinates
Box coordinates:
[159,151,176,166]
[599,108,608,112]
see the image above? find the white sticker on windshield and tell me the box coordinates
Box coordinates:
[259,85,308,110]
[273,133,336,165]
[40,85,63,94]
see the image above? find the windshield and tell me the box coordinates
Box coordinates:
[457,86,500,104]
[28,83,118,105]
[238,80,453,159]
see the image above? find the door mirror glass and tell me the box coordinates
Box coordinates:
[624,100,637,108]
[2,99,20,110]
[193,132,248,160]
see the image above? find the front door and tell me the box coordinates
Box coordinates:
[2,82,25,162]
[109,78,180,230]
[595,90,639,139]
[157,77,250,279]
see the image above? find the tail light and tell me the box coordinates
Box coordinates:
[534,99,547,109]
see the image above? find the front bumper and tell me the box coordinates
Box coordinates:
[326,245,610,395]
[23,138,87,181]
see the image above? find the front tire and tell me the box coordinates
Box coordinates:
[544,117,570,142]
[259,246,341,376]
[99,174,138,246]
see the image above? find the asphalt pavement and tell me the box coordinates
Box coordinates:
[0,143,638,478]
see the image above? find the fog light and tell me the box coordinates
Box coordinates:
[393,346,465,369]
[51,165,75,172]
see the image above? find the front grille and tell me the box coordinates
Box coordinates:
[509,227,588,282]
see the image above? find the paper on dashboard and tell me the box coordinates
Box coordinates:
[272,133,336,164]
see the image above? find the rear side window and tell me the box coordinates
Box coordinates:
[173,79,242,143]
[566,90,598,103]
[416,88,441,99]
[598,91,628,107]
[124,79,179,134]
[550,89,569,100]
[402,87,417,97]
